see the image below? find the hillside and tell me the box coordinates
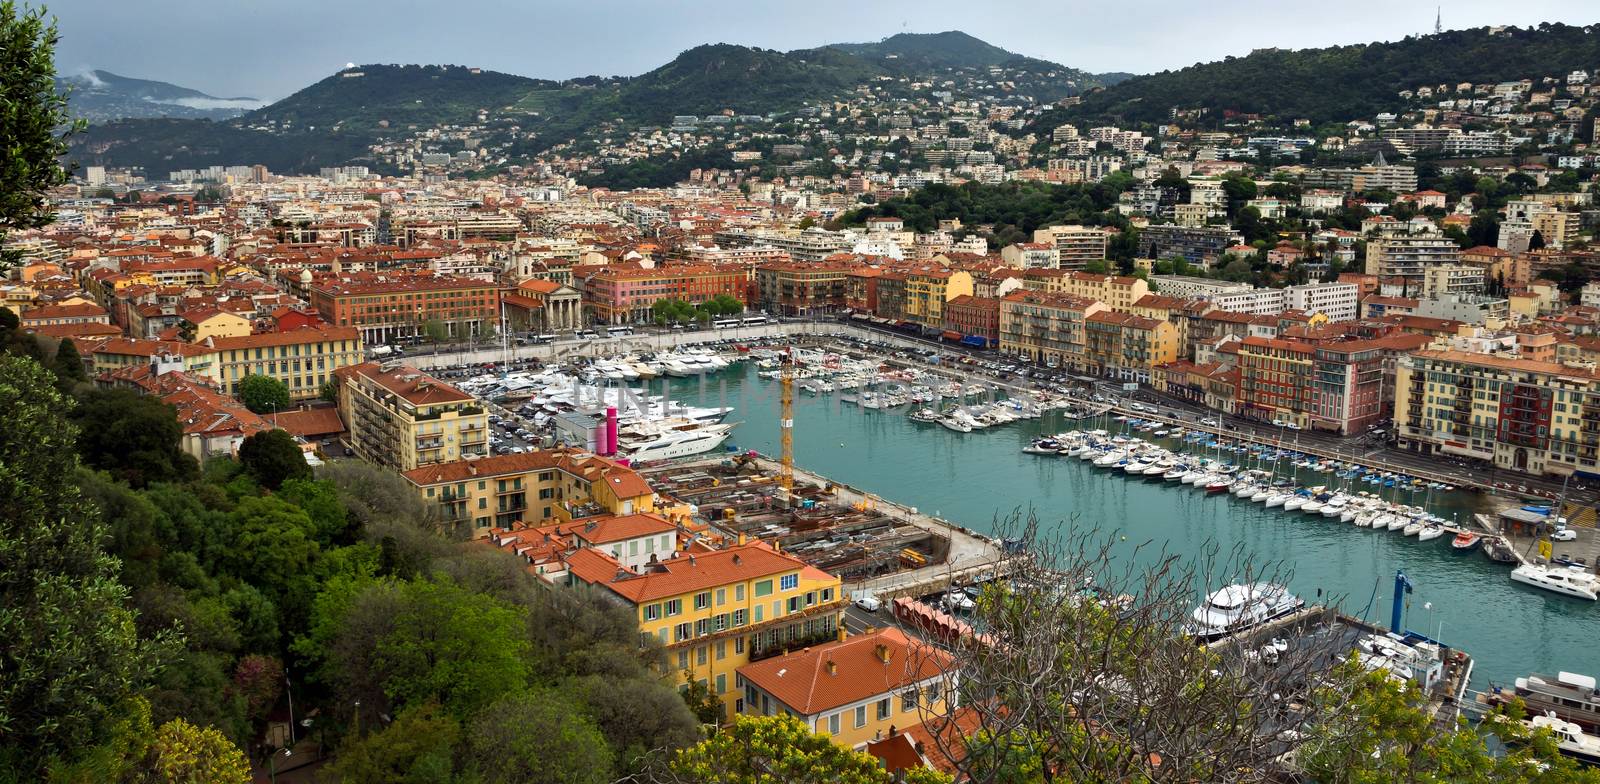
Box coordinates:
[59,70,260,122]
[1052,23,1600,128]
[246,63,552,133]
[69,33,1107,174]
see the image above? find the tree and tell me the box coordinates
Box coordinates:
[420,319,449,344]
[324,701,460,784]
[237,374,291,415]
[1467,210,1500,248]
[912,513,1347,784]
[51,337,86,389]
[1529,229,1546,252]
[71,388,198,487]
[319,378,340,403]
[678,673,726,726]
[1298,660,1600,784]
[661,714,950,784]
[464,690,614,784]
[0,2,80,272]
[0,356,163,776]
[236,429,310,490]
[146,717,251,784]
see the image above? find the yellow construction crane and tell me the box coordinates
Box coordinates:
[779,348,797,492]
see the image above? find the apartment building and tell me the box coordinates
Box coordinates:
[1420,265,1487,299]
[333,362,489,471]
[737,627,954,749]
[306,273,503,345]
[903,268,974,329]
[565,539,845,716]
[583,264,748,325]
[205,326,364,400]
[1396,350,1600,477]
[401,448,658,539]
[1000,242,1059,270]
[1284,283,1360,322]
[1138,225,1242,266]
[1236,337,1317,428]
[755,261,854,316]
[1365,235,1462,286]
[1083,311,1178,383]
[1018,270,1150,313]
[998,290,1107,367]
[942,295,1000,346]
[1032,224,1108,271]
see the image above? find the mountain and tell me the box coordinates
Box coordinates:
[69,33,1111,174]
[1051,23,1600,128]
[832,30,1052,70]
[59,70,260,122]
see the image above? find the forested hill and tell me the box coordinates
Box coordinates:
[1052,23,1600,128]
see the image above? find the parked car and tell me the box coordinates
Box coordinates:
[854,594,882,612]
[1552,526,1578,542]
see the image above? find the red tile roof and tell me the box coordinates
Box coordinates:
[737,627,951,715]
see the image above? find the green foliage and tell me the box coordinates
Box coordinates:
[1299,660,1600,783]
[679,673,727,726]
[463,690,614,784]
[839,180,1127,247]
[71,388,198,488]
[236,429,310,490]
[0,2,80,272]
[0,357,164,777]
[146,716,251,784]
[320,378,340,402]
[325,701,460,784]
[1053,23,1600,127]
[237,373,290,414]
[51,337,86,389]
[670,714,952,784]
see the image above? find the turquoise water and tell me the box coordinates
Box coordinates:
[658,365,1600,689]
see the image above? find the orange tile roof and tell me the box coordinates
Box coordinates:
[737,627,951,715]
[569,540,826,603]
[272,406,346,438]
[335,361,474,406]
[205,325,360,351]
[573,513,677,545]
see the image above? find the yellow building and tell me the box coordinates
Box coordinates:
[204,326,364,400]
[1084,311,1178,383]
[402,449,659,538]
[1131,294,1196,357]
[998,290,1107,368]
[183,308,253,341]
[333,362,489,471]
[1019,270,1150,313]
[903,268,974,329]
[566,539,845,716]
[736,627,954,749]
[1395,350,1600,477]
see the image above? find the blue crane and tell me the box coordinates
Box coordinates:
[1391,570,1414,634]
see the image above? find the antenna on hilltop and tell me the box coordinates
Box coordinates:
[1434,6,1442,35]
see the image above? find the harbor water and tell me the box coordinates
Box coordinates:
[661,364,1600,690]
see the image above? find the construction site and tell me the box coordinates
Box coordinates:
[637,347,1008,594]
[639,453,950,582]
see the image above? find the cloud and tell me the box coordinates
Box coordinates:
[147,96,265,111]
[71,67,106,88]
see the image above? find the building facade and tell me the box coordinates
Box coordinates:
[334,362,489,471]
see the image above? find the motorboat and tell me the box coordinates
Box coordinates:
[1524,715,1600,766]
[1204,477,1232,494]
[1418,524,1446,542]
[1402,520,1425,536]
[1163,465,1190,482]
[1490,672,1600,732]
[1451,532,1482,553]
[1023,438,1062,455]
[1250,487,1272,502]
[1510,564,1600,601]
[616,422,735,462]
[1184,583,1305,641]
[1283,493,1309,512]
[1386,514,1410,532]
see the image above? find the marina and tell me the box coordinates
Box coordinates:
[651,361,1600,691]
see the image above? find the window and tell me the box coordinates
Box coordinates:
[901,690,917,712]
[877,698,891,720]
[787,597,801,614]
[697,646,707,666]
[695,619,708,637]
[716,640,726,660]
[927,683,942,704]
[644,604,661,621]
[694,592,711,610]
[854,705,866,728]
[780,574,798,591]
[754,579,773,597]
[735,636,745,654]
[715,614,728,632]
[732,609,747,627]
[805,591,816,607]
[821,588,833,602]
[674,622,692,642]
[735,584,745,601]
[678,651,688,670]
[828,713,840,735]
[716,588,726,606]
[716,673,726,694]
[665,599,682,617]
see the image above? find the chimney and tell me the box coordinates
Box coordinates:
[873,643,890,663]
[732,554,742,565]
[688,555,697,566]
[468,463,477,476]
[825,659,837,676]
[888,724,897,737]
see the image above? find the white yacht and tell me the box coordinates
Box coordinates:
[1510,564,1600,601]
[616,421,734,462]
[1185,583,1305,642]
[1526,715,1600,766]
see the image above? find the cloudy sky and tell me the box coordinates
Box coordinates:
[49,0,1600,101]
